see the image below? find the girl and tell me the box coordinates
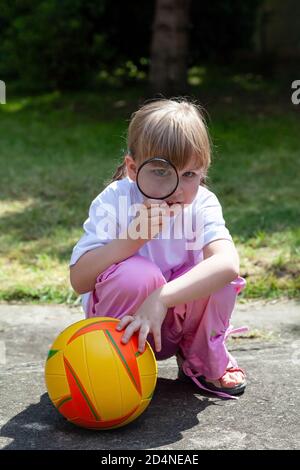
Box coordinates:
[69,98,247,400]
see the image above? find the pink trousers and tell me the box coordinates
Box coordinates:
[87,254,246,381]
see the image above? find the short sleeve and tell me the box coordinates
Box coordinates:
[189,188,233,252]
[69,193,120,267]
[202,191,233,247]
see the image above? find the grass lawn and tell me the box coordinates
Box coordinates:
[0,81,299,305]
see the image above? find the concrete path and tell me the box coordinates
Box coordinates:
[0,299,299,450]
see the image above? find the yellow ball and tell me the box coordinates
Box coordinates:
[45,317,157,430]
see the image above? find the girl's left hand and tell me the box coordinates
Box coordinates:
[115,287,168,353]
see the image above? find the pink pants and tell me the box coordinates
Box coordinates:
[87,255,246,381]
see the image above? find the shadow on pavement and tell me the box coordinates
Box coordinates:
[1,377,218,450]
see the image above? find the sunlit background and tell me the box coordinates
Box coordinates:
[0,0,299,305]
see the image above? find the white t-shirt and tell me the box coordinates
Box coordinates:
[69,176,233,314]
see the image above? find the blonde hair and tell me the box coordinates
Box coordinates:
[110,98,211,186]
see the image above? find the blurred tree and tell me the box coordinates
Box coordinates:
[253,0,300,77]
[149,0,191,95]
[0,0,263,92]
[189,0,262,64]
[0,0,108,90]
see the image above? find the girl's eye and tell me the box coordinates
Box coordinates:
[152,169,170,177]
[183,171,196,178]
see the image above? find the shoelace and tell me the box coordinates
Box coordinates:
[182,324,249,400]
[224,324,249,340]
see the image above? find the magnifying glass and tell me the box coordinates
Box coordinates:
[136,157,179,200]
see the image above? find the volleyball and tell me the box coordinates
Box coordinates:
[45,317,157,430]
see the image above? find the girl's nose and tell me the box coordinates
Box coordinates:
[173,182,184,198]
[168,188,184,202]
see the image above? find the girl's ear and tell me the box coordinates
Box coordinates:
[125,154,138,181]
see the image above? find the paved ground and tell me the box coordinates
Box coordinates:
[0,299,299,450]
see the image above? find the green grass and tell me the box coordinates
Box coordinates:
[208,109,300,300]
[0,83,299,305]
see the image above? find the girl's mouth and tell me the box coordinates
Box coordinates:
[166,201,182,206]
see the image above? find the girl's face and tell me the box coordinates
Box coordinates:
[165,155,203,206]
[125,154,203,206]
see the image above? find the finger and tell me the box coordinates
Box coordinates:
[121,319,141,344]
[138,325,150,353]
[147,207,168,218]
[143,202,160,211]
[148,218,164,237]
[144,198,165,207]
[116,315,134,331]
[144,202,168,212]
[116,316,134,331]
[149,215,166,225]
[167,204,182,217]
[150,216,168,230]
[152,328,162,352]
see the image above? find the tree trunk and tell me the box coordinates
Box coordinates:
[149,0,191,96]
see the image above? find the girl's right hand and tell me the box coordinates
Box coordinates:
[127,198,169,241]
[143,198,169,240]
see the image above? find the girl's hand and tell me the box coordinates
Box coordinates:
[133,198,170,240]
[115,287,168,353]
[143,198,170,240]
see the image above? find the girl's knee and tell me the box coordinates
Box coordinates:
[95,254,166,305]
[116,255,166,291]
[89,255,165,318]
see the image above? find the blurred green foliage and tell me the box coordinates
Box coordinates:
[0,0,261,91]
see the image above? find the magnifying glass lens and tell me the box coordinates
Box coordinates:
[137,158,178,199]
